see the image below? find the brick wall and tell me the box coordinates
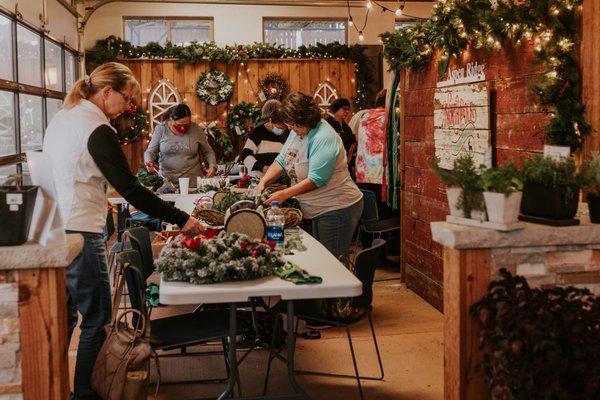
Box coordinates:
[402,43,548,310]
[0,272,21,399]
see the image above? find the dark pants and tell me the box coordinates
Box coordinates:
[66,231,111,400]
[310,199,364,259]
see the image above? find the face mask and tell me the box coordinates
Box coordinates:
[171,123,188,135]
[272,126,284,136]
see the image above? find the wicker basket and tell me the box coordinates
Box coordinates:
[192,208,225,226]
[263,207,303,228]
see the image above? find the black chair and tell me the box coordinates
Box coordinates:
[355,189,400,252]
[117,250,244,389]
[264,238,386,400]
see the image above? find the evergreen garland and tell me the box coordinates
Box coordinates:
[110,103,148,144]
[381,0,590,151]
[86,37,374,110]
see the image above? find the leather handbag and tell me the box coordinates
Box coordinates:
[91,267,159,399]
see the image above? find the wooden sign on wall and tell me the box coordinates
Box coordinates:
[433,82,491,169]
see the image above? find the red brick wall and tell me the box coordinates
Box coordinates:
[402,43,548,311]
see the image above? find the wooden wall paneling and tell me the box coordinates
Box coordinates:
[279,61,291,95]
[173,63,186,101]
[140,61,152,96]
[162,61,175,84]
[338,61,350,101]
[309,61,321,95]
[19,268,70,400]
[249,60,260,105]
[443,248,491,400]
[329,60,342,96]
[581,0,600,159]
[298,60,311,94]
[150,61,163,84]
[288,61,301,93]
[319,60,331,89]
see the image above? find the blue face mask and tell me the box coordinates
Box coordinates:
[272,126,284,136]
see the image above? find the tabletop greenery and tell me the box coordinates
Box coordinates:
[481,164,523,196]
[382,0,590,150]
[433,155,485,217]
[86,36,374,110]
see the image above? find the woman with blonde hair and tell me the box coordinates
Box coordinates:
[43,62,204,399]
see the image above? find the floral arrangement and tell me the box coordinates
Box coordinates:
[86,37,373,110]
[196,70,234,106]
[111,103,148,144]
[227,102,261,137]
[155,231,285,284]
[259,73,288,101]
[381,0,590,150]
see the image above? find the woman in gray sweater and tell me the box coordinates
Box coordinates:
[144,104,218,182]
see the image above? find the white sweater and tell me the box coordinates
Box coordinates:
[43,100,113,233]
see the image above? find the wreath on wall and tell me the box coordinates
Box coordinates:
[196,70,234,106]
[227,102,261,137]
[259,73,288,102]
[111,103,148,144]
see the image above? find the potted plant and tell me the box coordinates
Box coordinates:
[520,155,581,221]
[581,154,600,223]
[0,174,38,246]
[433,155,486,221]
[481,164,523,224]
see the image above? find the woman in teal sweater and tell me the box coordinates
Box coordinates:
[259,92,363,259]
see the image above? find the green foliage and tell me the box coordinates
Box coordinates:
[471,269,600,400]
[110,103,148,144]
[481,164,523,196]
[433,155,485,217]
[581,154,600,197]
[227,102,261,138]
[85,37,374,110]
[136,165,163,189]
[381,0,590,151]
[211,190,246,213]
[522,155,581,191]
[208,127,234,163]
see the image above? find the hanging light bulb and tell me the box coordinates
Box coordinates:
[366,1,373,10]
[395,5,404,17]
[358,31,365,42]
[349,17,354,27]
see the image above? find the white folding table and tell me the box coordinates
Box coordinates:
[159,230,362,400]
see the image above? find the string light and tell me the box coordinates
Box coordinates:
[358,32,365,42]
[366,1,373,10]
[395,4,404,17]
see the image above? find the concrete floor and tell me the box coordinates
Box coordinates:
[69,268,444,400]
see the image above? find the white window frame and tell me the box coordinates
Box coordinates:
[123,17,214,46]
[262,17,348,49]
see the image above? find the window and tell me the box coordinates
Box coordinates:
[0,9,78,174]
[263,19,347,49]
[124,18,213,46]
[394,19,420,31]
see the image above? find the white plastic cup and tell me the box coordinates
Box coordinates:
[179,177,190,195]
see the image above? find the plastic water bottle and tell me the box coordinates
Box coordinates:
[266,201,285,248]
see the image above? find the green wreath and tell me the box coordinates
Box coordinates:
[259,73,288,101]
[111,104,148,144]
[227,102,261,137]
[196,70,234,106]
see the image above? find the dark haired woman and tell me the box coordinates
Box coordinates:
[241,99,289,176]
[144,103,218,182]
[258,92,363,259]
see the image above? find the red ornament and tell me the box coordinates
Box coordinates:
[204,228,220,239]
[182,235,203,251]
[240,241,249,250]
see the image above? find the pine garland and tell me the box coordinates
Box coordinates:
[86,37,374,110]
[381,0,591,151]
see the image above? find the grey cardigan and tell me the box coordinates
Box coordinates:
[144,122,217,183]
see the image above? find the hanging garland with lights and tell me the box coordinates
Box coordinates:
[259,73,288,101]
[227,102,261,137]
[111,103,148,144]
[381,0,591,151]
[86,36,374,110]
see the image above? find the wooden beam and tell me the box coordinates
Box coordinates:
[581,0,600,159]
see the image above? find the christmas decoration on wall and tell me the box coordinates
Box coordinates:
[111,103,148,144]
[227,102,261,137]
[200,121,234,163]
[148,79,181,130]
[313,81,340,114]
[86,37,374,110]
[196,70,234,106]
[381,0,590,151]
[258,73,288,102]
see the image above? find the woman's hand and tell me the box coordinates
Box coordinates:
[181,216,206,235]
[145,161,158,174]
[264,189,289,206]
[206,166,217,177]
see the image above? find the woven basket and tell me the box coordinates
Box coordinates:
[263,207,303,228]
[192,208,225,226]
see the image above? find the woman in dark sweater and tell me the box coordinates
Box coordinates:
[325,97,357,177]
[241,99,289,176]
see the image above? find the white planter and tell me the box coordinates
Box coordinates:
[446,188,464,217]
[483,191,522,224]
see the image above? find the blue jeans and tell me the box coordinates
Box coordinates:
[310,199,364,258]
[66,231,111,400]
